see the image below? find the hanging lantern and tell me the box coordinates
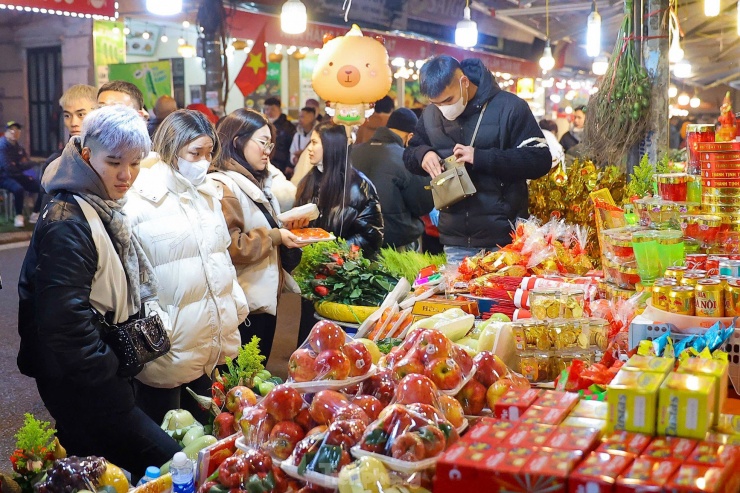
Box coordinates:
[281,0,307,35]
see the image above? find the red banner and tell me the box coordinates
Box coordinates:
[227,9,538,78]
[2,0,116,18]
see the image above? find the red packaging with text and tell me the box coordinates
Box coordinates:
[491,388,541,421]
[546,425,601,452]
[520,405,569,425]
[685,442,740,468]
[615,457,682,493]
[519,448,583,493]
[535,390,580,411]
[465,418,518,446]
[501,423,557,450]
[597,431,652,456]
[568,452,634,493]
[642,437,699,460]
[664,464,740,493]
[434,442,508,493]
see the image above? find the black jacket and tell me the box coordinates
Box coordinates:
[18,192,135,410]
[271,114,297,174]
[560,130,581,153]
[352,127,434,248]
[404,58,551,248]
[0,136,30,180]
[300,169,384,258]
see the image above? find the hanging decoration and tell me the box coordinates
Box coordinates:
[582,0,652,168]
[311,24,393,126]
[1,0,116,18]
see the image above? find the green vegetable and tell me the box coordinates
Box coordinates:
[267,376,283,385]
[376,248,446,283]
[14,413,56,457]
[223,336,266,389]
[258,381,276,396]
[376,337,403,354]
[181,435,218,460]
[181,425,206,447]
[308,444,342,475]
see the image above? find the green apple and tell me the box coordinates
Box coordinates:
[489,313,511,323]
[258,381,276,396]
[355,337,381,364]
[456,337,478,352]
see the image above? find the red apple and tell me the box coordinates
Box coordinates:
[455,379,487,415]
[392,354,426,382]
[268,421,306,460]
[366,369,396,406]
[307,320,346,353]
[294,408,315,433]
[315,349,351,380]
[485,379,512,409]
[333,403,371,425]
[239,406,275,442]
[342,341,372,377]
[380,405,414,436]
[473,351,507,388]
[289,348,318,382]
[234,399,254,424]
[437,394,465,428]
[450,344,474,375]
[213,412,236,439]
[262,384,304,421]
[395,328,426,355]
[352,395,384,420]
[306,425,328,437]
[417,329,452,364]
[425,357,464,391]
[417,425,446,458]
[395,374,438,406]
[309,390,349,424]
[391,432,426,461]
[406,403,443,423]
[241,448,273,474]
[225,386,257,413]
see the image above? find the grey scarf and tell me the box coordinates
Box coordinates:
[78,193,158,311]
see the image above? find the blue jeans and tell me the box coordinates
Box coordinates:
[444,245,498,265]
[0,175,40,215]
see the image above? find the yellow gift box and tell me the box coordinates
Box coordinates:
[607,370,665,435]
[676,358,729,427]
[657,373,716,440]
[622,355,674,376]
[715,413,740,436]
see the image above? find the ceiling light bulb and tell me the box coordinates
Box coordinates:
[178,43,196,58]
[455,6,478,48]
[161,34,168,42]
[673,61,692,78]
[592,56,608,75]
[146,0,182,16]
[539,41,556,72]
[123,26,130,35]
[178,37,186,46]
[690,96,701,108]
[705,0,720,16]
[281,0,307,35]
[182,21,190,28]
[586,1,601,57]
[678,93,691,106]
[142,31,150,39]
[669,36,684,63]
[669,85,678,98]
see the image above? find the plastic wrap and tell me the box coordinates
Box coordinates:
[35,456,107,493]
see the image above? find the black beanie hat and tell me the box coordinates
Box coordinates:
[386,108,418,134]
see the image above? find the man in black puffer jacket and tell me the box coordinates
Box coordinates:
[404,55,551,264]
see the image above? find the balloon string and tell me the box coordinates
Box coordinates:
[342,0,352,22]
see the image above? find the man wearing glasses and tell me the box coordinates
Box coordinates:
[0,121,42,227]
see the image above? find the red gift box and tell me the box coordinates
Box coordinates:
[520,405,569,425]
[464,418,518,446]
[597,431,652,456]
[491,388,541,421]
[435,445,536,493]
[546,425,601,452]
[501,423,557,450]
[615,457,682,493]
[664,463,740,493]
[568,452,634,493]
[535,390,580,411]
[685,442,740,468]
[519,448,583,493]
[642,437,699,460]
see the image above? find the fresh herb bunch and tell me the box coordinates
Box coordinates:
[223,336,266,389]
[377,248,446,282]
[11,414,59,493]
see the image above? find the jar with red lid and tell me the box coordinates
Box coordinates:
[686,124,715,175]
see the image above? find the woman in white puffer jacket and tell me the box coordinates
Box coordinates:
[124,109,249,423]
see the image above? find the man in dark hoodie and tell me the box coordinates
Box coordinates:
[404,55,551,264]
[352,108,433,250]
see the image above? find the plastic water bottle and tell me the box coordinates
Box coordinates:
[136,466,161,487]
[170,452,195,493]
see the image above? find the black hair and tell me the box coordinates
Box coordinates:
[214,108,270,180]
[295,122,356,218]
[419,55,462,98]
[300,107,316,116]
[539,119,558,133]
[264,97,281,107]
[374,95,395,114]
[98,80,145,110]
[574,106,587,113]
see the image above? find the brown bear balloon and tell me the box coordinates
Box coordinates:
[312,24,393,127]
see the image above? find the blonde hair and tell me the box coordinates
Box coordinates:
[152,109,220,167]
[59,84,97,108]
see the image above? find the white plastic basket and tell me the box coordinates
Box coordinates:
[629,315,740,394]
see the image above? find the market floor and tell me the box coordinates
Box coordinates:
[0,241,298,471]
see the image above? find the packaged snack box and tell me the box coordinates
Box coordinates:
[434,442,508,492]
[642,436,698,460]
[685,442,740,468]
[704,432,740,447]
[561,416,607,433]
[664,464,738,493]
[597,431,652,456]
[520,448,583,493]
[657,373,716,440]
[677,359,729,427]
[570,400,609,420]
[412,297,480,317]
[464,418,518,446]
[715,413,740,436]
[622,355,674,375]
[545,425,601,452]
[501,423,556,450]
[520,405,569,425]
[606,370,664,435]
[569,451,634,493]
[491,388,541,421]
[535,390,580,411]
[615,457,682,493]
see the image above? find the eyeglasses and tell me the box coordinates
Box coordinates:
[252,138,275,154]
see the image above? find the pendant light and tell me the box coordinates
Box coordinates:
[146,0,182,16]
[586,0,601,57]
[455,0,478,48]
[690,94,701,108]
[669,85,678,98]
[705,0,720,16]
[673,60,692,78]
[668,6,684,63]
[281,0,307,35]
[677,92,691,106]
[592,56,608,75]
[539,0,556,72]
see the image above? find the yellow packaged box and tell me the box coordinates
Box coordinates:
[606,370,665,435]
[677,358,729,427]
[715,413,740,436]
[570,400,609,420]
[657,373,716,440]
[621,355,674,375]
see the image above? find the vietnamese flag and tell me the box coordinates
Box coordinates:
[235,28,267,97]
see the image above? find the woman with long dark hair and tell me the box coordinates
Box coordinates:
[210,108,302,361]
[294,121,383,345]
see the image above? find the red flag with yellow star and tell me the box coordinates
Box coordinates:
[235,28,267,97]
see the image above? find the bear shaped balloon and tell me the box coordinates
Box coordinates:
[312,24,393,126]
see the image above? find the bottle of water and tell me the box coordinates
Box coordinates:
[170,452,195,493]
[136,466,161,487]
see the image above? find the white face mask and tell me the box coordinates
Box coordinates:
[436,77,468,121]
[177,157,209,186]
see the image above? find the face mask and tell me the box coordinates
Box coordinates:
[437,77,468,121]
[177,157,209,186]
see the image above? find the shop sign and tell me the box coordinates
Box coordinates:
[108,61,173,110]
[93,19,126,86]
[1,0,116,18]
